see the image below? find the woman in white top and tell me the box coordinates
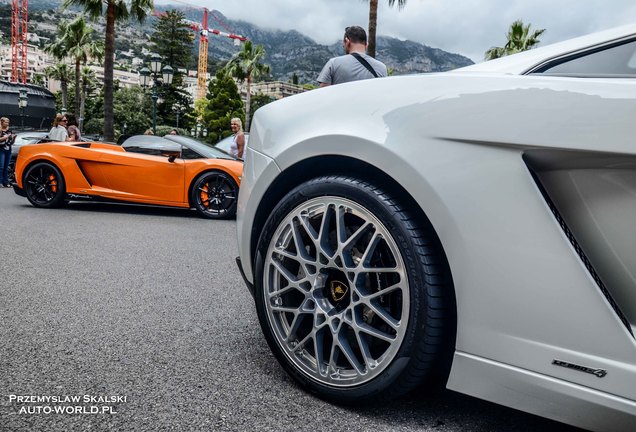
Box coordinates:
[229,117,245,159]
[48,114,68,142]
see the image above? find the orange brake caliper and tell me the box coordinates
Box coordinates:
[49,174,57,193]
[200,184,209,208]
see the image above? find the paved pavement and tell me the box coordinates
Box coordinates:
[0,189,583,431]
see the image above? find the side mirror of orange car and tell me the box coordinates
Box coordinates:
[168,155,177,163]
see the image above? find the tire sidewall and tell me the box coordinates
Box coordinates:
[254,176,430,403]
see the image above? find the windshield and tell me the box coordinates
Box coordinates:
[14,133,47,146]
[164,135,237,160]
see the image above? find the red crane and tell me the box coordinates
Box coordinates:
[154,2,247,100]
[11,0,29,84]
[187,8,247,99]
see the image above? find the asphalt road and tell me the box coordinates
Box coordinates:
[0,189,584,432]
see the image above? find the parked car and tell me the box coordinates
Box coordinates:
[214,133,249,159]
[13,135,243,219]
[236,24,636,431]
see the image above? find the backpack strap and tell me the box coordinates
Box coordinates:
[350,53,379,78]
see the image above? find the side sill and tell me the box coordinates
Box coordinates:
[447,351,636,432]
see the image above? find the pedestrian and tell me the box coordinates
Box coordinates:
[0,117,16,187]
[169,129,178,135]
[317,25,388,87]
[229,117,245,159]
[48,114,68,142]
[65,114,82,141]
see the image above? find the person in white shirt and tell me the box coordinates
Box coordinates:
[48,114,69,142]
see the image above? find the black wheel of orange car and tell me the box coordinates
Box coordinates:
[254,175,456,404]
[23,162,67,208]
[191,171,238,219]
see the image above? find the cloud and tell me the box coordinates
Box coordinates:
[160,0,636,63]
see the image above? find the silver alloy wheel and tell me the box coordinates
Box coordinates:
[263,197,409,387]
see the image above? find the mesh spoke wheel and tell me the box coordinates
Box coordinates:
[255,176,455,404]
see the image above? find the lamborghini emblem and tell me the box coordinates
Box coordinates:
[330,280,348,302]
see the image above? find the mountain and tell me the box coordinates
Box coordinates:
[22,1,474,83]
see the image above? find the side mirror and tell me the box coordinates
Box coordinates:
[168,154,177,163]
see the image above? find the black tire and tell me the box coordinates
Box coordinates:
[254,175,456,404]
[190,171,238,219]
[23,162,67,208]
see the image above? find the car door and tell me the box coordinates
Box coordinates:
[99,137,185,203]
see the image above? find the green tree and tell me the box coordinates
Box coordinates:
[201,70,244,143]
[80,66,99,130]
[224,41,270,131]
[32,74,46,87]
[366,0,407,58]
[63,0,154,142]
[485,20,546,60]
[156,73,194,130]
[113,86,152,136]
[150,9,194,69]
[45,16,103,120]
[45,63,73,113]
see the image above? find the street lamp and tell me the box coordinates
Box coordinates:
[18,87,28,130]
[138,56,173,135]
[173,103,182,129]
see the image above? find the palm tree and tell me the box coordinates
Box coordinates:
[80,66,98,130]
[44,63,72,113]
[485,20,546,60]
[45,17,103,116]
[63,0,154,142]
[224,41,270,131]
[366,0,407,58]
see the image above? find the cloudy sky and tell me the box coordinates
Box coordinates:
[162,0,636,63]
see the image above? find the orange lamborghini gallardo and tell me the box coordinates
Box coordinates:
[12,135,243,219]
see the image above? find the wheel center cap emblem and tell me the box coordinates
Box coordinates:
[330,280,348,302]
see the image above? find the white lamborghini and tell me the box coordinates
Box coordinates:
[235,24,636,431]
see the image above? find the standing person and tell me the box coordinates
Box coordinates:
[0,117,16,187]
[317,26,388,87]
[229,118,245,159]
[65,114,82,141]
[48,114,68,142]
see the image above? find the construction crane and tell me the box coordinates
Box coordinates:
[11,0,29,84]
[154,3,247,100]
[185,7,247,99]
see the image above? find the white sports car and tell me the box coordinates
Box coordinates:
[236,24,636,431]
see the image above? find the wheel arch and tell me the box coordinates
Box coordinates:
[251,155,454,289]
[20,158,65,187]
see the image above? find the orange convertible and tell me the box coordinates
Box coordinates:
[13,135,243,219]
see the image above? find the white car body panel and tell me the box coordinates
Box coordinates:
[237,24,636,430]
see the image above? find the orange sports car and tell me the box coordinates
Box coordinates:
[12,135,243,219]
